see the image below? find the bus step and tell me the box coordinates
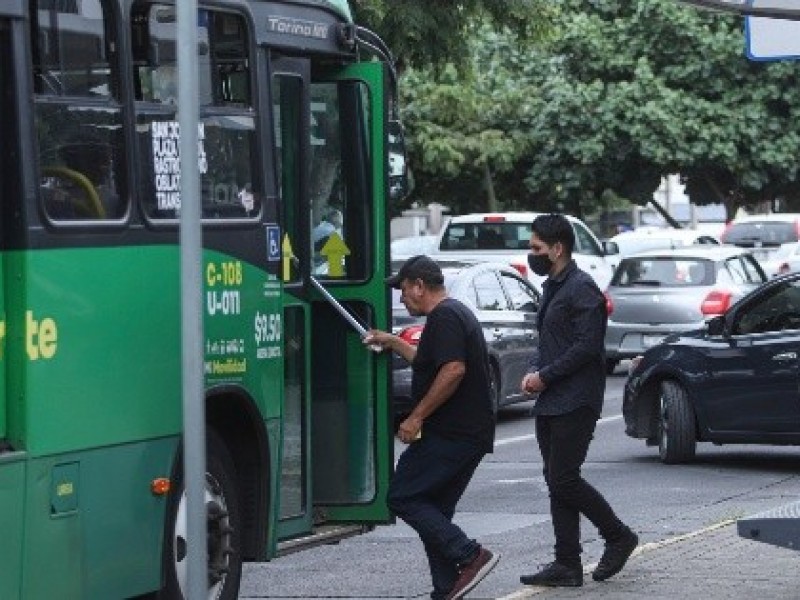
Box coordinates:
[277,524,373,557]
[737,500,800,552]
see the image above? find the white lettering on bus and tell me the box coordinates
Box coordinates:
[151,121,208,210]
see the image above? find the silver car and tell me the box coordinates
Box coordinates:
[604,246,767,373]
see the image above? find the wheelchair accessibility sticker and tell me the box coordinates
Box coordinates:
[266,225,281,262]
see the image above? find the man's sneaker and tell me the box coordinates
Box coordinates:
[519,562,583,587]
[445,547,500,600]
[592,527,638,582]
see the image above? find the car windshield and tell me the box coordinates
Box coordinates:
[723,221,797,245]
[612,257,714,287]
[439,221,531,251]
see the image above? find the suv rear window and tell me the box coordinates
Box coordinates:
[722,221,798,246]
[612,258,714,287]
[439,222,531,251]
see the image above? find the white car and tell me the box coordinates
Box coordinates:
[433,212,614,292]
[720,213,800,264]
[759,241,800,277]
[605,228,720,271]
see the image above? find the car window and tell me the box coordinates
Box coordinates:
[734,279,800,334]
[472,271,510,311]
[612,258,712,287]
[500,272,540,312]
[723,221,799,245]
[440,221,531,251]
[723,256,765,285]
[741,254,767,282]
[572,222,603,257]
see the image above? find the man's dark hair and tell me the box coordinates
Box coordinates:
[531,213,575,254]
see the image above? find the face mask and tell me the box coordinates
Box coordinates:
[528,253,554,276]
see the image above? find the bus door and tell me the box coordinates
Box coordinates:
[271,56,392,540]
[0,10,26,600]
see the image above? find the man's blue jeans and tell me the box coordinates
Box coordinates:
[387,433,485,599]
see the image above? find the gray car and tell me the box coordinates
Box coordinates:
[604,246,767,373]
[392,260,541,416]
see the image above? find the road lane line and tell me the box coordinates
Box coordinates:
[494,414,622,448]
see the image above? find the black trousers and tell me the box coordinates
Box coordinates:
[387,434,484,599]
[536,406,625,566]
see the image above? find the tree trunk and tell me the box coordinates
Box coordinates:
[484,162,498,212]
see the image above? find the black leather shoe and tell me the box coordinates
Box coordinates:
[520,562,583,587]
[592,527,638,582]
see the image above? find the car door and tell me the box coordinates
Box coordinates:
[702,278,800,434]
[572,220,614,290]
[498,271,541,401]
[470,270,518,402]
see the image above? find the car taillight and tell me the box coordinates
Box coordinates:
[779,262,791,276]
[701,290,733,316]
[604,291,614,316]
[483,215,506,222]
[399,325,424,345]
[720,221,733,243]
[510,261,527,277]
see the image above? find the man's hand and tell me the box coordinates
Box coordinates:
[363,329,395,351]
[521,371,546,394]
[397,414,423,444]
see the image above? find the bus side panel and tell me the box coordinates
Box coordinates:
[0,455,25,600]
[8,246,183,455]
[22,438,178,599]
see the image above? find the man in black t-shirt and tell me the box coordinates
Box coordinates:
[364,255,498,600]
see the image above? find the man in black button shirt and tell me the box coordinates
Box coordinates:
[365,255,498,600]
[519,214,638,588]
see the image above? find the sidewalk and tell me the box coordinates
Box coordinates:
[501,520,797,600]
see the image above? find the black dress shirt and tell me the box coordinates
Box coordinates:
[529,259,607,416]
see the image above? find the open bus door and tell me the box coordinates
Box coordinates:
[0,7,26,599]
[271,56,392,544]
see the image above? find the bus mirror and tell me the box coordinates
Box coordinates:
[387,120,409,202]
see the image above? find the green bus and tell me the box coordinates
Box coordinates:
[0,0,401,598]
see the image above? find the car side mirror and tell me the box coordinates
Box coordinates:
[706,315,727,337]
[603,241,619,256]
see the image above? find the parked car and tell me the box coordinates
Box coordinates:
[624,271,800,464]
[392,260,541,417]
[720,213,800,265]
[390,234,438,260]
[604,228,720,271]
[604,246,767,374]
[434,212,615,292]
[758,241,800,278]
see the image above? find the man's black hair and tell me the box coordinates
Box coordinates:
[531,213,575,254]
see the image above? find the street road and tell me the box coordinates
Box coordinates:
[241,371,800,599]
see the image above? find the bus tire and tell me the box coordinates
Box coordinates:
[658,381,697,464]
[162,429,243,600]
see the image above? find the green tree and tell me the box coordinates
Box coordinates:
[522,0,800,219]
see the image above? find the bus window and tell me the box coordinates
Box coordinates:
[33,0,127,221]
[132,4,260,222]
[309,81,371,280]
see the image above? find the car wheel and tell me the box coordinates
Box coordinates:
[606,359,619,375]
[658,381,697,464]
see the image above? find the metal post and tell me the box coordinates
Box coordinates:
[177,1,207,598]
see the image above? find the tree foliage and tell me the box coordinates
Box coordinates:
[391,0,800,220]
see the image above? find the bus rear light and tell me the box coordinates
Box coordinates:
[399,325,424,345]
[701,290,733,316]
[151,478,171,496]
[604,291,614,316]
